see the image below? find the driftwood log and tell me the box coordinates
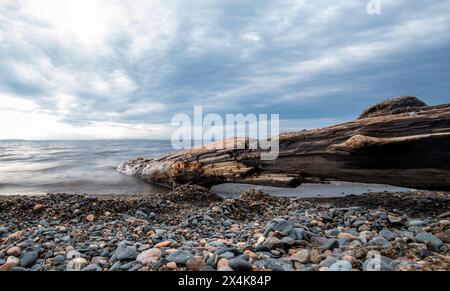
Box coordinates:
[118,97,450,191]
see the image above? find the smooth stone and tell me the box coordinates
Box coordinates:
[406,220,425,227]
[229,258,252,271]
[296,249,311,264]
[292,228,305,240]
[82,264,101,271]
[281,237,295,246]
[363,256,394,271]
[200,265,216,271]
[262,237,283,249]
[20,251,38,268]
[415,232,443,249]
[380,229,396,241]
[166,250,193,265]
[137,248,161,266]
[186,257,206,271]
[0,262,17,271]
[329,260,352,271]
[0,226,8,234]
[319,257,338,268]
[7,246,21,257]
[219,251,235,259]
[115,245,138,261]
[67,258,88,271]
[254,258,293,271]
[66,250,81,259]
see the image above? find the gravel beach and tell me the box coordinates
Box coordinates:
[0,186,448,271]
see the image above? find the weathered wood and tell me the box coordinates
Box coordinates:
[118,99,450,191]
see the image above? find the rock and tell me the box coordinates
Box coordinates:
[217,258,230,269]
[66,250,81,259]
[7,256,20,265]
[380,229,396,241]
[281,237,295,246]
[33,204,45,212]
[19,251,38,268]
[406,220,425,227]
[322,239,339,251]
[8,231,23,240]
[229,258,252,271]
[295,249,311,264]
[337,233,358,240]
[0,262,17,271]
[166,250,193,265]
[358,96,427,119]
[82,264,101,272]
[388,215,403,224]
[255,258,293,271]
[0,226,8,234]
[91,257,108,267]
[437,211,450,219]
[67,258,88,271]
[200,265,216,271]
[7,247,21,257]
[329,260,352,271]
[86,214,95,222]
[363,256,394,271]
[415,232,443,249]
[115,245,138,261]
[186,257,206,271]
[319,257,338,268]
[262,237,283,249]
[219,251,235,259]
[166,262,177,270]
[137,248,161,266]
[154,241,171,248]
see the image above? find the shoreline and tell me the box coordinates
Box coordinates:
[0,186,449,271]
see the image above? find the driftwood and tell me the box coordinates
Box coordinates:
[118,97,450,191]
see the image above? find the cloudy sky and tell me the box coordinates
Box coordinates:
[0,0,449,139]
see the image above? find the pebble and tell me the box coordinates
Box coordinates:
[166,250,193,265]
[115,245,138,261]
[295,249,311,264]
[262,237,283,249]
[186,257,206,271]
[67,258,88,271]
[137,248,161,266]
[7,247,21,257]
[319,257,338,268]
[329,260,353,271]
[19,251,38,268]
[86,214,95,222]
[380,229,396,241]
[154,241,171,248]
[229,258,252,271]
[415,232,443,249]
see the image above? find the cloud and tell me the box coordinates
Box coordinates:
[0,0,449,139]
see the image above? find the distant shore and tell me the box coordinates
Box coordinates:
[0,186,448,271]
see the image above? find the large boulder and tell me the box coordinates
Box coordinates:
[358,96,427,119]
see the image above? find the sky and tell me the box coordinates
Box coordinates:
[0,0,449,139]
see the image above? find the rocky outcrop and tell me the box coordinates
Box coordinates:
[118,97,450,191]
[358,96,427,119]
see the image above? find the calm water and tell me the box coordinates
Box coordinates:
[0,140,173,195]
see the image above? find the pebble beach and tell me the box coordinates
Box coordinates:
[0,185,448,271]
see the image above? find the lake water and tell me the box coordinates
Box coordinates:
[0,140,172,195]
[0,140,413,196]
